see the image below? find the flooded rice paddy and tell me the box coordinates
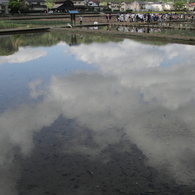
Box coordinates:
[1,32,195,194]
[83,22,195,37]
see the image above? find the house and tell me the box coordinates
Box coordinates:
[163,2,174,11]
[150,3,163,11]
[144,2,164,11]
[120,1,143,12]
[88,0,100,7]
[72,0,86,7]
[129,1,141,11]
[108,1,120,11]
[0,0,9,14]
[51,0,74,12]
[87,0,100,11]
[184,3,195,11]
[120,1,131,11]
[72,0,87,11]
[144,2,153,11]
[26,0,47,12]
[136,1,145,10]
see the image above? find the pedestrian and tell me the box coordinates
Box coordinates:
[109,14,112,21]
[116,12,120,22]
[106,14,110,22]
[119,14,124,22]
[79,16,83,24]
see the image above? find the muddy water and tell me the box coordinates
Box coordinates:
[109,25,195,37]
[1,32,195,195]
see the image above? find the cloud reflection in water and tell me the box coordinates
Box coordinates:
[1,39,195,194]
[0,47,47,65]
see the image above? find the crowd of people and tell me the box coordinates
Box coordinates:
[106,13,193,23]
[116,26,161,33]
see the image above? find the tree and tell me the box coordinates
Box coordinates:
[9,0,20,13]
[174,1,184,10]
[20,0,30,12]
[9,0,30,13]
[44,0,56,10]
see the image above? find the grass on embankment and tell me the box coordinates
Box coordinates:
[0,20,70,29]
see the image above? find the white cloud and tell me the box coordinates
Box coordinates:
[0,47,47,65]
[1,39,195,191]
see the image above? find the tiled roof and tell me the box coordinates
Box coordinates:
[121,1,131,4]
[137,1,145,5]
[52,3,63,8]
[32,4,47,8]
[0,0,9,3]
[54,0,72,2]
[88,0,100,2]
[26,0,44,3]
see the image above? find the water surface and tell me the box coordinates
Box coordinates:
[1,32,195,194]
[113,25,195,37]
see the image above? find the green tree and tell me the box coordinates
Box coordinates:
[9,0,29,13]
[174,1,184,10]
[44,0,56,10]
[9,0,20,13]
[19,0,30,12]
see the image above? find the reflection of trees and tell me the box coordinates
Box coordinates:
[74,33,123,44]
[3,29,194,56]
[0,36,19,56]
[18,32,123,47]
[0,32,123,56]
[1,30,174,56]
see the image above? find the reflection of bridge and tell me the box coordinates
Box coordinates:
[69,34,78,46]
[0,0,9,14]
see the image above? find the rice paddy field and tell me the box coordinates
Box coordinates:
[0,20,70,29]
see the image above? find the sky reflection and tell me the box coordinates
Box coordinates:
[1,34,195,194]
[0,47,47,65]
